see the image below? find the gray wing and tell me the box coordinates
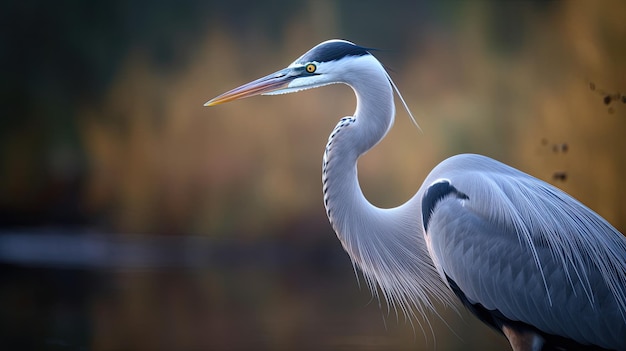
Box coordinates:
[421,154,626,350]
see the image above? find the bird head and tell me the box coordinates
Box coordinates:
[204,39,372,106]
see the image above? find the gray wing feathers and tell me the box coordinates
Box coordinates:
[424,154,626,349]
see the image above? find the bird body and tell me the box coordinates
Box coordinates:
[206,39,626,351]
[421,154,626,350]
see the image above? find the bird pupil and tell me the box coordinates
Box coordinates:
[306,64,316,73]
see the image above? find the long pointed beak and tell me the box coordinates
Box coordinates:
[204,68,296,106]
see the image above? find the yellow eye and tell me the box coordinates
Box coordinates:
[305,63,316,73]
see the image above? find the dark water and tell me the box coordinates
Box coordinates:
[0,231,506,351]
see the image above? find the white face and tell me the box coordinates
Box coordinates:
[262,60,341,96]
[263,39,374,95]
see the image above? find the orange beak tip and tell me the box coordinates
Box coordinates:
[203,98,223,107]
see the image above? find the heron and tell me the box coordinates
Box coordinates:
[205,39,626,351]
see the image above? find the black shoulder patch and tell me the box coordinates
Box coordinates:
[299,41,370,64]
[422,180,469,232]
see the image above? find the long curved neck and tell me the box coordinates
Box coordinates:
[322,55,393,234]
[322,57,395,236]
[321,57,452,316]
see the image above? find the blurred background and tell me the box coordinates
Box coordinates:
[1,0,625,350]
